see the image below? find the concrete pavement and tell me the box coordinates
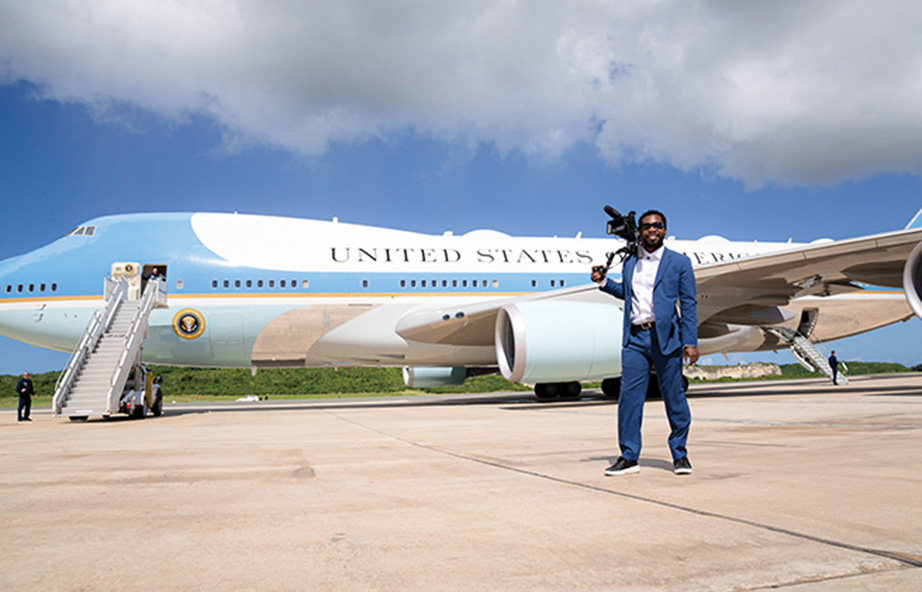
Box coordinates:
[2,373,921,590]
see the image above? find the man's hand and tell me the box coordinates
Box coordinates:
[590,266,606,284]
[684,345,699,365]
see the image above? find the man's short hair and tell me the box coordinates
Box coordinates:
[639,209,667,229]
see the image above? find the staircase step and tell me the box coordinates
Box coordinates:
[64,397,109,408]
[54,280,160,418]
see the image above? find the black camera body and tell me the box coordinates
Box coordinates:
[605,205,642,261]
[604,205,639,245]
[592,206,641,282]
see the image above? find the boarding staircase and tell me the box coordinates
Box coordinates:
[53,276,167,418]
[766,326,848,385]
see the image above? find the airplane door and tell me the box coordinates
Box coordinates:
[141,264,167,295]
[111,262,142,300]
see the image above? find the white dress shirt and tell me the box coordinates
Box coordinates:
[630,245,663,325]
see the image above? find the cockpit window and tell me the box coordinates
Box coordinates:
[65,225,97,237]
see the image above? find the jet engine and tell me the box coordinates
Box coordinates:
[402,366,467,388]
[495,301,622,384]
[904,242,922,319]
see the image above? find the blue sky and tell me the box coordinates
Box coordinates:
[1,2,921,374]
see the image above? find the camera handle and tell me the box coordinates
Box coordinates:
[592,251,617,282]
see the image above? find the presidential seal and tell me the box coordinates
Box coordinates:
[172,308,206,339]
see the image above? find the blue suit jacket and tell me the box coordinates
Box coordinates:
[601,247,698,355]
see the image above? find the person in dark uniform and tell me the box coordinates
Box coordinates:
[592,210,699,476]
[142,266,164,293]
[828,350,839,385]
[16,372,34,422]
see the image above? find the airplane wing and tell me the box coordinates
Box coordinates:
[694,227,922,325]
[397,227,922,345]
[395,284,607,346]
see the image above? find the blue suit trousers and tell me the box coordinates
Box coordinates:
[619,326,691,461]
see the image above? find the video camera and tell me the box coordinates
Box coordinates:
[604,205,639,247]
[592,205,641,282]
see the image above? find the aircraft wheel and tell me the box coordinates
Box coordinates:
[646,376,662,399]
[562,381,582,398]
[131,402,146,419]
[601,377,621,400]
[152,392,163,417]
[534,383,558,401]
[68,416,88,422]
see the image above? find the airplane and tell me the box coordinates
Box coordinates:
[0,208,920,411]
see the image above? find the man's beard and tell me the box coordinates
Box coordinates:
[642,235,663,251]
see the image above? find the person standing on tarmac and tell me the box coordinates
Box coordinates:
[591,210,699,476]
[17,372,34,422]
[828,350,839,385]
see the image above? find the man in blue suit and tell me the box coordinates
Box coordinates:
[592,210,699,476]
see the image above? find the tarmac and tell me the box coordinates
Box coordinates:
[2,373,922,591]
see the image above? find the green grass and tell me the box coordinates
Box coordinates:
[0,366,529,406]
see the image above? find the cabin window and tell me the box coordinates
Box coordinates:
[462,280,468,288]
[560,279,566,287]
[176,280,184,290]
[280,279,287,288]
[39,283,46,292]
[301,279,309,289]
[362,279,369,288]
[268,279,275,288]
[5,285,10,293]
[17,284,23,293]
[51,283,57,292]
[234,280,241,288]
[245,279,252,288]
[211,280,218,289]
[452,280,458,288]
[492,280,499,288]
[400,279,406,288]
[442,280,448,288]
[530,280,537,288]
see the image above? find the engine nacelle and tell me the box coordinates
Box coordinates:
[402,366,467,388]
[495,301,622,383]
[903,242,922,319]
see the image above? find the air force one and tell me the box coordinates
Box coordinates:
[0,208,920,417]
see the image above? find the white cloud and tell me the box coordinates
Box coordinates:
[2,0,921,186]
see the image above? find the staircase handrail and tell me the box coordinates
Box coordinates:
[811,341,849,379]
[106,278,163,413]
[766,326,845,383]
[53,279,128,415]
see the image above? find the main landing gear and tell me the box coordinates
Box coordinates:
[599,374,690,401]
[533,381,582,401]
